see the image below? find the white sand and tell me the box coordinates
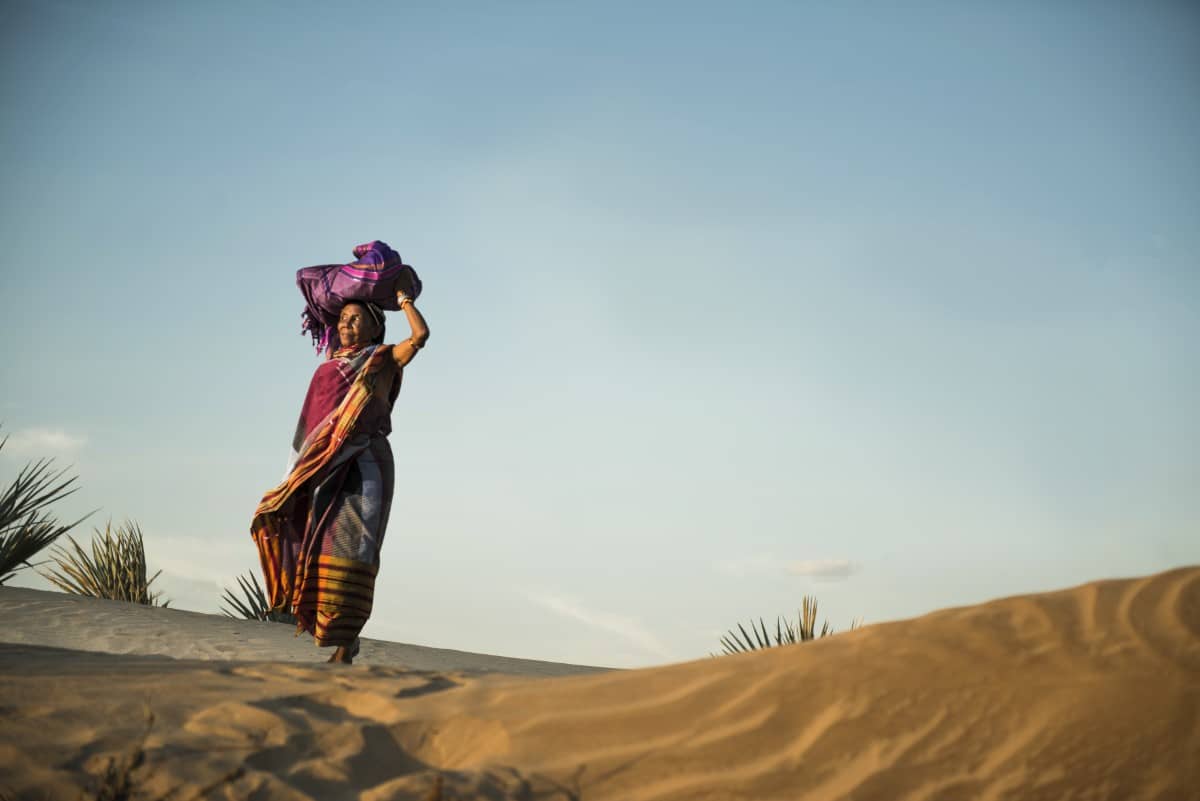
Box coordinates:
[2,568,1198,800]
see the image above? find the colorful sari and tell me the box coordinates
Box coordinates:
[251,343,401,647]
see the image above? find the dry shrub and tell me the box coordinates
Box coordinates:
[221,570,296,624]
[719,595,861,655]
[42,520,168,607]
[0,430,91,584]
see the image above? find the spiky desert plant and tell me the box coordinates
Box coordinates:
[0,430,92,584]
[719,595,859,655]
[221,570,295,624]
[42,520,168,606]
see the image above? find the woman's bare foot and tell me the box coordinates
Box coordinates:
[326,638,360,665]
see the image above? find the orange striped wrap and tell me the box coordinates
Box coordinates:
[250,345,394,642]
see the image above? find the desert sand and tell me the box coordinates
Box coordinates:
[0,587,611,677]
[1,567,1197,800]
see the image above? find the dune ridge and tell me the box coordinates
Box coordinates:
[1,567,1197,800]
[0,586,610,676]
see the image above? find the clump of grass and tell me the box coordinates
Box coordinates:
[0,429,92,584]
[719,595,861,655]
[221,571,295,624]
[42,520,168,606]
[90,709,244,801]
[90,708,154,801]
[93,739,145,801]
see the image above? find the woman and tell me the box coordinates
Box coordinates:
[251,285,429,664]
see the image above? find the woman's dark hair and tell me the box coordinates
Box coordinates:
[343,300,386,344]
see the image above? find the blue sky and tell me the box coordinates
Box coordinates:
[2,1,1197,668]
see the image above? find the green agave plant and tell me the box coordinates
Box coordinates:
[0,430,92,584]
[719,595,861,655]
[221,570,296,624]
[42,520,169,607]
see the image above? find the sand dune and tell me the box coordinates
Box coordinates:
[2,568,1198,800]
[0,587,610,676]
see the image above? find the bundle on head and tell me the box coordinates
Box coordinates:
[297,240,422,355]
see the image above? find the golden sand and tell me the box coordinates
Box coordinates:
[2,567,1197,800]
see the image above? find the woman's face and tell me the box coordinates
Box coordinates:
[338,303,379,348]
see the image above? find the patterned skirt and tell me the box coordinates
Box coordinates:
[295,433,394,646]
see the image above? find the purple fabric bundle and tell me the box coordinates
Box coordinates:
[297,241,422,355]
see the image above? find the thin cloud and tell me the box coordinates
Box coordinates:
[524,591,676,661]
[715,555,860,581]
[2,427,87,456]
[787,559,860,580]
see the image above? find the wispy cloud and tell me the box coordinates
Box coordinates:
[2,427,87,456]
[715,555,860,581]
[523,591,676,661]
[787,559,860,580]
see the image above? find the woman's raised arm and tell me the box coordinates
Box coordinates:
[391,289,430,368]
